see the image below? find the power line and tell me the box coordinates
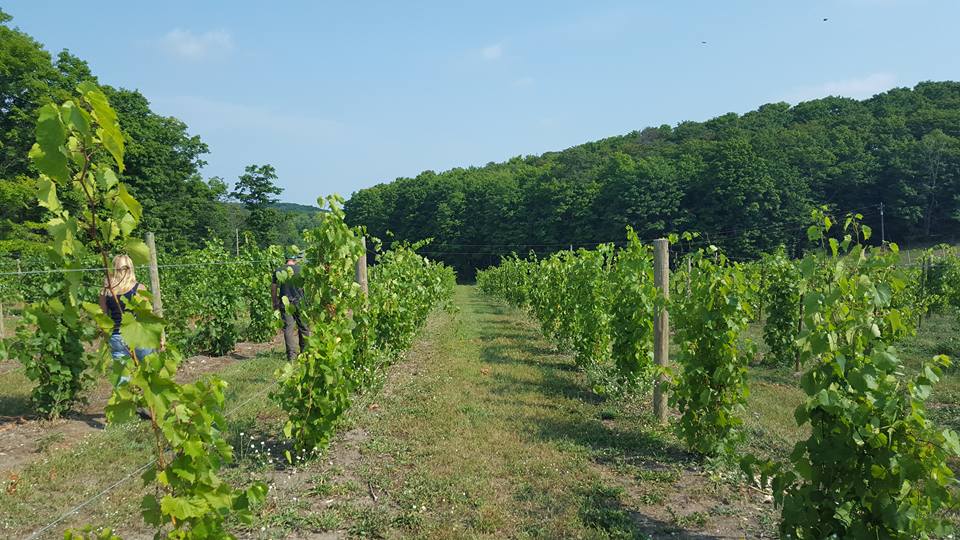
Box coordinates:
[414,215,879,257]
[387,205,883,255]
[0,259,279,278]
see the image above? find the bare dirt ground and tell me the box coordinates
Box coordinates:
[0,333,283,477]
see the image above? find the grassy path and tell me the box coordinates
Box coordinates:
[298,286,774,539]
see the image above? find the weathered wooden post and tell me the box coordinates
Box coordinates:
[653,238,670,424]
[355,236,369,297]
[145,232,163,317]
[0,298,6,359]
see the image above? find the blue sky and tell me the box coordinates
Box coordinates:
[5,0,959,205]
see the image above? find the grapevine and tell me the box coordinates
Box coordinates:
[754,212,959,539]
[760,248,803,369]
[607,229,657,389]
[27,82,266,538]
[671,246,755,457]
[272,198,455,455]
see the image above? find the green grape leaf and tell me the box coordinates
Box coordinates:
[141,494,162,525]
[160,495,207,520]
[78,82,125,171]
[30,104,70,183]
[36,176,61,211]
[120,312,162,349]
[124,237,150,265]
[61,100,91,136]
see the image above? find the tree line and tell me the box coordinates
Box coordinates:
[0,9,315,258]
[345,81,960,277]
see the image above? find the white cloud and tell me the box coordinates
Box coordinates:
[160,28,233,61]
[480,43,504,61]
[781,73,897,103]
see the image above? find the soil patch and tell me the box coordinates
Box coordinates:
[0,333,282,476]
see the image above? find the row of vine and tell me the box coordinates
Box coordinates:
[7,84,455,538]
[477,212,960,538]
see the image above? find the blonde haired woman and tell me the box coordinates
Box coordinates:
[98,255,154,374]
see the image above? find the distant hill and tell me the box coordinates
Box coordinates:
[272,202,323,214]
[345,81,960,277]
[220,201,322,215]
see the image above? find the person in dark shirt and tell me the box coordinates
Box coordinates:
[98,254,154,386]
[272,249,310,360]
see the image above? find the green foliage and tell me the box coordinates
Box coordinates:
[28,83,265,538]
[231,164,283,247]
[237,238,283,342]
[0,13,256,255]
[13,288,97,417]
[161,241,244,356]
[347,83,960,278]
[64,525,123,540]
[565,245,616,375]
[671,247,755,457]
[482,210,960,535]
[272,196,456,456]
[367,240,456,360]
[160,236,281,356]
[477,232,659,394]
[760,249,803,368]
[755,213,959,539]
[607,229,657,388]
[272,195,366,454]
[901,246,960,328]
[9,81,136,418]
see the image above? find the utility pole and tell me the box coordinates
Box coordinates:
[235,228,240,257]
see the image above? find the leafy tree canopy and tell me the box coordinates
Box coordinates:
[345,82,960,278]
[0,12,307,254]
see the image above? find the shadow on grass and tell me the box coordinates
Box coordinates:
[748,366,800,387]
[579,482,726,540]
[223,417,305,471]
[67,412,106,430]
[480,340,574,366]
[486,361,602,405]
[477,331,686,461]
[0,393,32,419]
[534,412,690,466]
[462,301,510,317]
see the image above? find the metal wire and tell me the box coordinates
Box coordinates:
[23,362,282,540]
[0,259,278,277]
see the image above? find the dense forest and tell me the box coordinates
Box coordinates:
[0,10,318,258]
[345,82,960,277]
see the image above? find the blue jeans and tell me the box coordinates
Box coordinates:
[109,333,154,385]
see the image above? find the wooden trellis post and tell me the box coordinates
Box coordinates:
[653,238,670,424]
[0,298,6,359]
[355,237,369,297]
[145,232,163,317]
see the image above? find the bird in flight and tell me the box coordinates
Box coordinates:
[701,41,707,44]
[823,17,829,21]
